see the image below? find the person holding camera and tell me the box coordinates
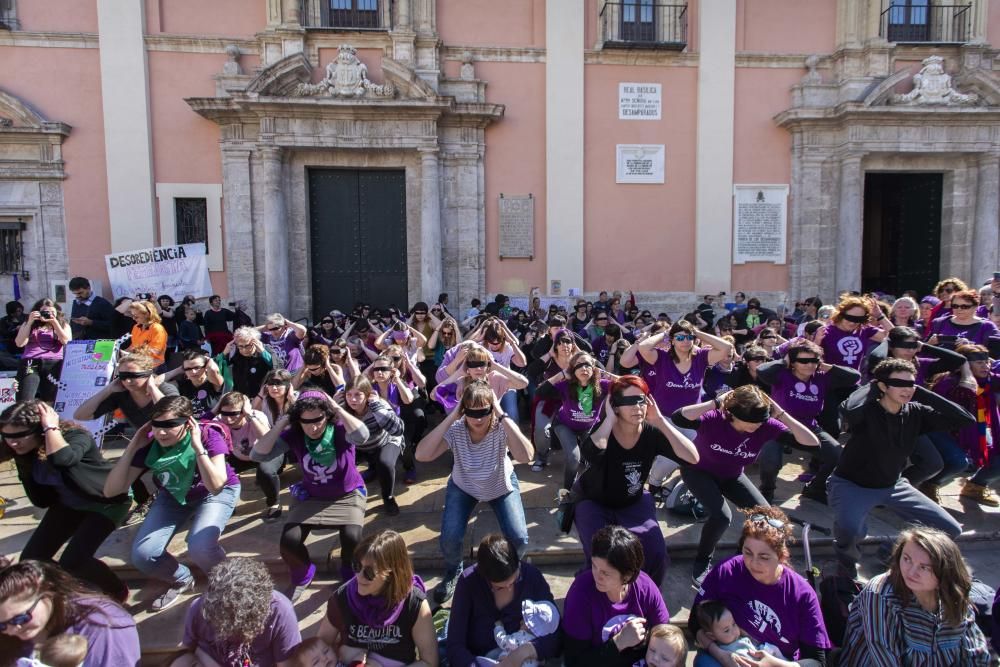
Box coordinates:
[15,299,72,403]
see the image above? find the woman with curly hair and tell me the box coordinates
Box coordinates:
[0,401,131,600]
[252,394,369,602]
[14,298,71,402]
[183,557,302,667]
[814,295,892,372]
[840,527,990,666]
[128,299,169,364]
[0,560,140,666]
[319,530,437,667]
[671,385,818,586]
[292,344,346,398]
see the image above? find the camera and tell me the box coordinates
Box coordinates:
[228,302,237,307]
[137,293,152,301]
[40,310,54,319]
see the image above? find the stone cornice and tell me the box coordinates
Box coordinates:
[776,103,1000,129]
[0,30,260,53]
[187,94,455,124]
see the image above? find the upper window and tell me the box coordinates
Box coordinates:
[174,198,208,247]
[880,0,972,43]
[600,1,687,50]
[0,220,24,276]
[301,0,390,30]
[0,0,18,30]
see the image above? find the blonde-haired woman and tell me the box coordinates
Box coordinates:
[672,385,819,586]
[129,300,169,364]
[416,380,534,605]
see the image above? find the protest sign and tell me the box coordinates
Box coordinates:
[105,243,212,301]
[54,340,117,443]
[0,376,15,413]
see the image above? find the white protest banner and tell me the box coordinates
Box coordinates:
[105,243,212,301]
[53,340,117,444]
[0,377,16,413]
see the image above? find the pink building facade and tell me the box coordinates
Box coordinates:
[0,0,998,319]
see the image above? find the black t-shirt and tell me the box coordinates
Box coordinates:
[93,382,180,428]
[328,586,425,665]
[230,353,273,398]
[203,308,235,334]
[578,424,681,508]
[175,377,223,417]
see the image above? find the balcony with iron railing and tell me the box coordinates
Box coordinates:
[300,0,393,31]
[600,1,688,50]
[879,1,972,44]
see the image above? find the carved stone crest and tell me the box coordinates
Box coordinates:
[892,56,978,106]
[293,45,395,98]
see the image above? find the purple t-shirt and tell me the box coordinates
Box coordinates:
[641,346,711,416]
[695,555,831,659]
[133,426,239,503]
[553,378,611,431]
[767,368,833,429]
[262,328,304,368]
[22,326,64,360]
[930,317,1000,346]
[563,569,670,648]
[184,591,302,667]
[281,424,365,500]
[64,598,141,667]
[820,324,880,369]
[691,410,788,479]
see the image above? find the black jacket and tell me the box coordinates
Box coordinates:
[13,429,129,508]
[70,296,116,340]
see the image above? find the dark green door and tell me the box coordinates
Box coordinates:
[862,172,942,297]
[308,169,407,319]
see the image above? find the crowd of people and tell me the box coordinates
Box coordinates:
[0,276,999,666]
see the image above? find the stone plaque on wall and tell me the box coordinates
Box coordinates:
[616,145,665,184]
[733,185,788,264]
[498,194,534,259]
[619,83,662,120]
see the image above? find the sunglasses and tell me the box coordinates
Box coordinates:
[464,406,494,418]
[372,366,391,373]
[236,343,255,349]
[298,415,328,424]
[183,365,207,373]
[465,360,488,369]
[0,597,42,632]
[219,410,243,417]
[151,418,188,429]
[881,378,916,388]
[793,357,820,365]
[390,356,402,363]
[749,514,786,530]
[352,561,382,582]
[1,428,39,441]
[951,303,975,310]
[267,327,282,332]
[746,356,768,363]
[673,334,695,341]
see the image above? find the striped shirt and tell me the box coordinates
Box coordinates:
[444,420,515,501]
[356,397,405,452]
[840,572,990,666]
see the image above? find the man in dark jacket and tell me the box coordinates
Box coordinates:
[69,276,116,340]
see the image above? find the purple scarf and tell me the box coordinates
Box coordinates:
[346,575,426,627]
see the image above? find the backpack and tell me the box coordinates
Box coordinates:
[818,562,863,647]
[664,480,707,521]
[200,420,234,456]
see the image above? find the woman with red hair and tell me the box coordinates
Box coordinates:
[571,375,698,586]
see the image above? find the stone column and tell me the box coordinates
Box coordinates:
[419,147,443,302]
[258,146,290,316]
[835,154,865,293]
[972,153,999,284]
[222,146,256,319]
[282,0,300,25]
[397,0,411,28]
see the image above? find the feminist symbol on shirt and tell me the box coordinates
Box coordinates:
[837,337,863,365]
[302,453,337,484]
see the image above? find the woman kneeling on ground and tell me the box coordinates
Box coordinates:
[319,529,438,667]
[104,396,240,612]
[563,525,670,667]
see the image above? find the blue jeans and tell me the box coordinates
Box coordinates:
[131,484,240,585]
[928,431,973,487]
[499,390,520,425]
[440,473,528,580]
[693,652,722,667]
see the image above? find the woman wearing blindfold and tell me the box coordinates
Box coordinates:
[158,348,225,419]
[252,393,369,602]
[671,385,818,586]
[339,374,405,517]
[292,345,346,398]
[828,358,975,579]
[223,327,274,400]
[375,345,427,486]
[433,345,528,416]
[572,376,698,587]
[319,530,438,667]
[214,391,284,521]
[0,400,131,601]
[926,289,1000,355]
[755,339,860,505]
[258,313,307,373]
[104,396,240,612]
[923,344,1000,507]
[534,352,617,492]
[375,320,427,365]
[415,380,534,605]
[813,296,892,373]
[524,328,582,472]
